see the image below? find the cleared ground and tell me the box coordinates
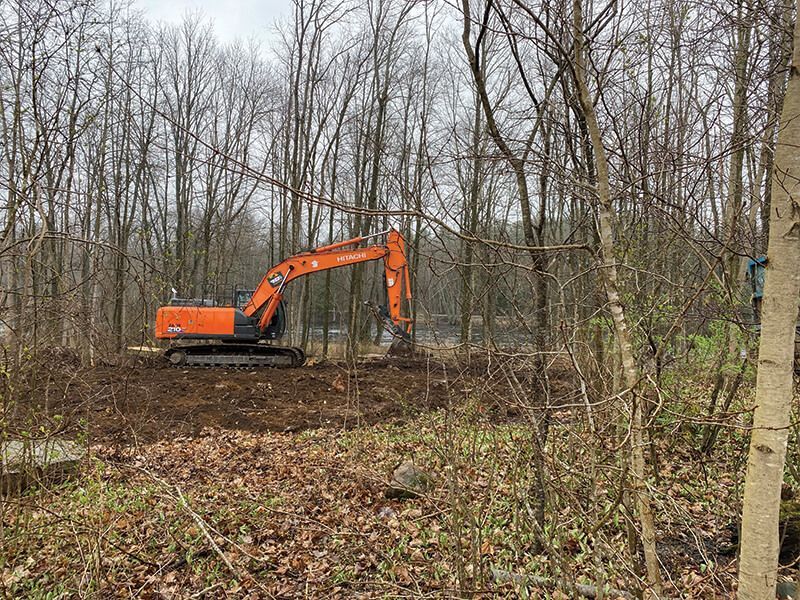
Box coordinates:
[14,353,539,444]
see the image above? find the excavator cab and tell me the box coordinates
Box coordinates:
[230,289,285,338]
[233,289,254,309]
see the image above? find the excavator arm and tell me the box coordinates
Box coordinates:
[243,228,412,337]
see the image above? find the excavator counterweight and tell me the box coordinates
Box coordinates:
[155,229,413,367]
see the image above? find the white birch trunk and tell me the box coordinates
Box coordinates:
[737,8,800,597]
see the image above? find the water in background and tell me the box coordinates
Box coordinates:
[303,314,531,348]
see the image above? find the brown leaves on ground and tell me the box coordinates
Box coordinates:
[2,421,742,599]
[3,427,458,598]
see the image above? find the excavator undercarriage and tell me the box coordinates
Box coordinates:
[165,343,306,368]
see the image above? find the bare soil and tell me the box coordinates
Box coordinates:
[13,354,550,444]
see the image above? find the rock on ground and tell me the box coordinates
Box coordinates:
[385,460,433,499]
[1,439,85,494]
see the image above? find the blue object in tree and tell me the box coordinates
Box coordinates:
[747,256,767,300]
[747,256,767,322]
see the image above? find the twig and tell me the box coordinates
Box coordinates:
[139,469,246,582]
[173,484,240,578]
[190,581,224,598]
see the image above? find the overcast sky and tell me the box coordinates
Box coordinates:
[135,0,291,44]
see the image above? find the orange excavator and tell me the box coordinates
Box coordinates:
[155,228,413,367]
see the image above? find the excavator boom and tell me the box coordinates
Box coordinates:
[155,228,413,367]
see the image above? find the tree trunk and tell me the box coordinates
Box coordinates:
[737,8,800,597]
[571,0,664,595]
[460,95,482,346]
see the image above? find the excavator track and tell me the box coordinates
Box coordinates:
[165,344,305,368]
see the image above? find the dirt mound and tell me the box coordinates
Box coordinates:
[20,359,458,444]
